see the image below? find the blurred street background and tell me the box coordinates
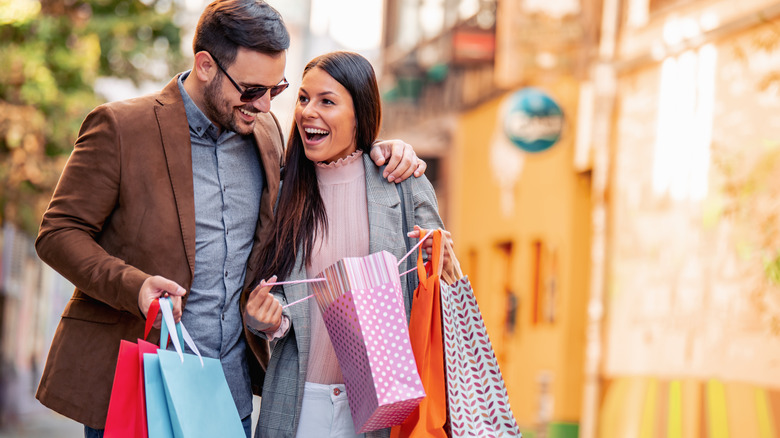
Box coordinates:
[2,0,780,437]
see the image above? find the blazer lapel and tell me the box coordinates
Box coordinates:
[243,113,285,292]
[364,154,406,261]
[155,77,196,278]
[282,251,313,371]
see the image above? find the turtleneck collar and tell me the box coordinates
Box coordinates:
[314,149,364,185]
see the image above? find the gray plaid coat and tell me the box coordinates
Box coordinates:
[253,153,445,438]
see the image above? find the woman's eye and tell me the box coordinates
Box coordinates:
[323,99,334,105]
[298,95,308,103]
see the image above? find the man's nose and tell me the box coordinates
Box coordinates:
[252,93,272,113]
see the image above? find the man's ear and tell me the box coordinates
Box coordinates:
[193,51,218,82]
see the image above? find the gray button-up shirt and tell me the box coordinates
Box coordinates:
[177,72,263,419]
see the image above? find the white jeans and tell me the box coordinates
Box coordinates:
[295,382,365,438]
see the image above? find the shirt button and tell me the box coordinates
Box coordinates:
[333,388,341,396]
[224,271,228,277]
[226,229,229,236]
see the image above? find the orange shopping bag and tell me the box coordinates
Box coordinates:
[391,230,447,438]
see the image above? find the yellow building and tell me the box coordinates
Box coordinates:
[451,84,592,438]
[380,1,597,437]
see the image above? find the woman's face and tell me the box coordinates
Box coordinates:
[295,67,357,163]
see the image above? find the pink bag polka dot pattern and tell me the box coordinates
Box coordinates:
[315,251,425,434]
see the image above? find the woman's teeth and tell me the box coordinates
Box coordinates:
[305,128,329,140]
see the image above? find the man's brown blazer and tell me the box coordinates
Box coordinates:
[34,76,283,429]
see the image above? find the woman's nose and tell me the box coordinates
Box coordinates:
[300,102,316,118]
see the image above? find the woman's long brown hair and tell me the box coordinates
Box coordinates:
[253,51,382,282]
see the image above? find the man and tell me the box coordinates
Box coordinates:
[34,1,425,436]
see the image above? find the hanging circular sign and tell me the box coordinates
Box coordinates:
[504,88,564,153]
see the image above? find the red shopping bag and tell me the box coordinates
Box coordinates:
[104,299,160,438]
[391,230,448,438]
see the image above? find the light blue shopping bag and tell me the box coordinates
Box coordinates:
[145,298,245,438]
[144,353,174,438]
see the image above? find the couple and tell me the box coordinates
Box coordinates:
[34,1,455,438]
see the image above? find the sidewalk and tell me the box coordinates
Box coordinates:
[0,368,81,438]
[0,395,263,437]
[0,405,81,438]
[0,370,262,438]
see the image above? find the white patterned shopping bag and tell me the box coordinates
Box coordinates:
[441,277,522,437]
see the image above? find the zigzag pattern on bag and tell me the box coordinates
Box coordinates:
[442,277,522,437]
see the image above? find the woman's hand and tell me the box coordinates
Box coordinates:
[407,226,462,284]
[244,276,283,334]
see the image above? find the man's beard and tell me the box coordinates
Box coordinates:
[202,77,254,136]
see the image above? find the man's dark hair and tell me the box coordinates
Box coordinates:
[193,0,290,67]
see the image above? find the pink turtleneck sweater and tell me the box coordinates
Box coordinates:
[305,150,369,384]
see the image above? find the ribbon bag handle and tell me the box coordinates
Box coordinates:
[144,298,161,340]
[158,297,204,366]
[440,237,463,286]
[416,230,443,286]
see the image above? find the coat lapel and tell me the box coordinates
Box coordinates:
[155,77,196,278]
[364,153,406,261]
[283,250,313,375]
[243,113,285,292]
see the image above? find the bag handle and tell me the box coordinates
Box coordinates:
[440,237,463,286]
[416,230,443,284]
[159,310,184,350]
[144,298,160,340]
[158,297,204,366]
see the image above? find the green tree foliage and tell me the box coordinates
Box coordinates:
[0,0,186,234]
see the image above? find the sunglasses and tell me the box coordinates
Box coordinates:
[210,53,289,102]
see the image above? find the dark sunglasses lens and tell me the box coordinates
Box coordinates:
[240,87,269,102]
[270,82,289,98]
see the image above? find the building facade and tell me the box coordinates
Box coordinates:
[380,0,780,437]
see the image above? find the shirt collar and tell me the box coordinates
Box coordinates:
[178,70,221,142]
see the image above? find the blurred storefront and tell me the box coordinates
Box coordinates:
[380,0,780,437]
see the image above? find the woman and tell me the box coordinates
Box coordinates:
[244,51,453,438]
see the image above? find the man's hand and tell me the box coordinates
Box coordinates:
[370,139,427,183]
[244,276,283,334]
[139,275,186,328]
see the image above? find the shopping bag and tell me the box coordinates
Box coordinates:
[105,299,161,438]
[144,353,174,438]
[310,250,426,433]
[151,297,245,438]
[391,230,448,438]
[441,277,522,437]
[144,317,184,438]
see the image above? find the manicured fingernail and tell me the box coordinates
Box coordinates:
[388,175,395,182]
